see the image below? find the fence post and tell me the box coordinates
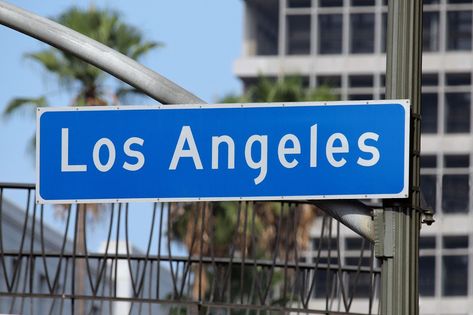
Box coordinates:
[378,0,423,314]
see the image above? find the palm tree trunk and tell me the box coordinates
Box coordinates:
[192,265,208,301]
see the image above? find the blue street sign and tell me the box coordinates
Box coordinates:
[36,101,410,204]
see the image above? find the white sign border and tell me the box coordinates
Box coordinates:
[36,99,410,204]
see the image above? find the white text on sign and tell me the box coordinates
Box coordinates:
[61,125,380,185]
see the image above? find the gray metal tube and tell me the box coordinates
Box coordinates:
[0,0,375,242]
[0,1,204,105]
[381,0,422,314]
[312,200,374,242]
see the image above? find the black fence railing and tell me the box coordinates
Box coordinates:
[0,182,380,315]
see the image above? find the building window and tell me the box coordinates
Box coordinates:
[313,257,337,298]
[442,235,469,296]
[312,237,338,251]
[250,1,279,56]
[349,94,373,100]
[318,14,343,54]
[447,10,472,51]
[380,74,386,87]
[287,15,311,55]
[419,236,436,296]
[442,154,470,214]
[442,175,469,213]
[317,75,342,88]
[349,75,374,88]
[421,73,439,134]
[446,72,471,86]
[420,256,436,296]
[445,92,471,133]
[288,0,311,8]
[345,237,371,251]
[351,0,375,6]
[256,23,279,56]
[444,235,469,248]
[421,174,437,210]
[421,155,437,211]
[344,257,373,298]
[381,13,387,53]
[421,93,438,133]
[319,0,343,7]
[421,155,437,168]
[348,75,373,100]
[311,237,339,298]
[448,0,473,3]
[423,11,440,52]
[420,236,436,249]
[344,237,374,298]
[350,13,375,53]
[444,72,471,133]
[444,154,470,168]
[422,73,439,86]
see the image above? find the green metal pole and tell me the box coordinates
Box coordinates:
[379,0,422,314]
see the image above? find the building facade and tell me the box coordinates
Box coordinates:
[234,1,473,314]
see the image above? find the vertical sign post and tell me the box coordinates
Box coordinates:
[379,0,422,314]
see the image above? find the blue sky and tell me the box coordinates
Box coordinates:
[0,0,242,251]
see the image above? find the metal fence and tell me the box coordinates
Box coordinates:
[0,182,380,315]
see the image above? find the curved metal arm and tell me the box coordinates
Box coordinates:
[0,1,204,105]
[312,200,374,242]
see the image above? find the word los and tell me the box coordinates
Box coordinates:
[60,128,145,173]
[61,125,380,185]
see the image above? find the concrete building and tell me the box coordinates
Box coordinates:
[234,1,473,314]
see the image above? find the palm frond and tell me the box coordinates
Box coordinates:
[306,85,338,101]
[220,93,247,103]
[130,41,161,60]
[26,133,36,161]
[268,76,305,102]
[25,50,81,90]
[3,96,47,118]
[245,76,275,102]
[232,76,338,104]
[114,87,149,104]
[49,6,159,102]
[115,87,145,98]
[25,51,68,76]
[96,12,119,44]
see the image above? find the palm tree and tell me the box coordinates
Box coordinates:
[222,76,337,103]
[3,6,160,150]
[170,76,337,303]
[2,6,159,313]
